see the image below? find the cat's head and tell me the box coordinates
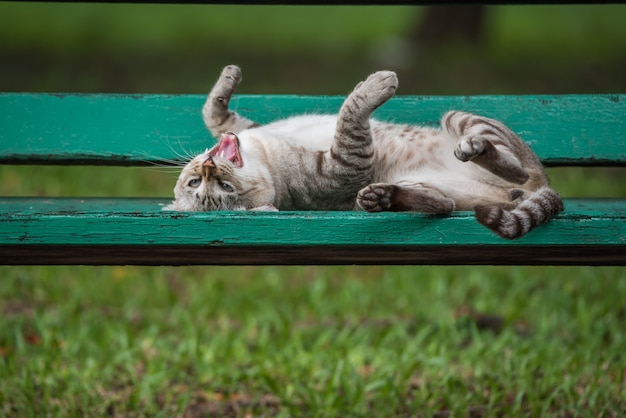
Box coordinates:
[164,132,274,211]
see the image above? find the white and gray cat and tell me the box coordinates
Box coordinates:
[166,65,563,239]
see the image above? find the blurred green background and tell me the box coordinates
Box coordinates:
[2,2,626,95]
[1,2,626,416]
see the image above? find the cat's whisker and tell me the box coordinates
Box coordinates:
[142,166,183,173]
[135,132,208,168]
[135,148,189,167]
[140,158,186,167]
[176,136,202,161]
[165,141,192,162]
[164,134,205,162]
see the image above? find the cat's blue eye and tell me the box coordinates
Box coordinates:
[219,182,234,193]
[187,178,202,188]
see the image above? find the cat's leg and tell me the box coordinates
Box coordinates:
[442,111,563,239]
[202,65,259,138]
[357,182,455,214]
[322,71,397,184]
[442,111,540,184]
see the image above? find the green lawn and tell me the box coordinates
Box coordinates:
[1,2,626,416]
[1,265,625,416]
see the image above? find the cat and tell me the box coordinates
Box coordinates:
[165,65,563,239]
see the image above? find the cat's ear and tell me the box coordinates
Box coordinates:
[249,204,279,212]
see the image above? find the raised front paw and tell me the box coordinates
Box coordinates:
[352,71,398,111]
[454,135,486,162]
[356,183,395,212]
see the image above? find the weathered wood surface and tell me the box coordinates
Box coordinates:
[2,92,625,265]
[1,198,624,265]
[1,93,625,167]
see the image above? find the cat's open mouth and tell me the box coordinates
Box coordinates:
[206,132,243,168]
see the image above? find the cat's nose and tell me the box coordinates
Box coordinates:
[203,156,216,168]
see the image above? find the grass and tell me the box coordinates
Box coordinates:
[1,265,625,416]
[1,2,626,416]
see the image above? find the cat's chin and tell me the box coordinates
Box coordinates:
[161,202,176,211]
[161,202,278,212]
[161,200,196,211]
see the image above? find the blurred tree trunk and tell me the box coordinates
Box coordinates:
[412,5,486,47]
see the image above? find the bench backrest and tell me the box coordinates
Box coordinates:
[2,93,625,168]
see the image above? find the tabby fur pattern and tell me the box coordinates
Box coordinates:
[165,65,563,239]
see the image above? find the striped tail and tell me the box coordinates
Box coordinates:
[475,186,564,239]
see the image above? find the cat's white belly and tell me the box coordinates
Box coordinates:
[254,114,337,151]
[373,135,513,208]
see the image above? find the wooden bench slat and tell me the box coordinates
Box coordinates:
[1,244,624,266]
[1,197,624,265]
[2,93,624,167]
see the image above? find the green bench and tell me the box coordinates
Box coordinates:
[1,92,624,265]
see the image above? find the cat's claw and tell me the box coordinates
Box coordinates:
[356,183,394,212]
[454,135,486,162]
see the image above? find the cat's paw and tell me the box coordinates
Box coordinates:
[454,135,486,162]
[209,65,242,108]
[356,183,394,212]
[353,71,398,111]
[220,65,242,89]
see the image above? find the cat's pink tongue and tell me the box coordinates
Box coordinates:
[207,132,243,167]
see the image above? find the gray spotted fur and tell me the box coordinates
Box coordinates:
[166,65,563,239]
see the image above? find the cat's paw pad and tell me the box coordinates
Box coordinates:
[455,135,486,162]
[356,183,394,212]
[509,188,526,202]
[354,71,398,110]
